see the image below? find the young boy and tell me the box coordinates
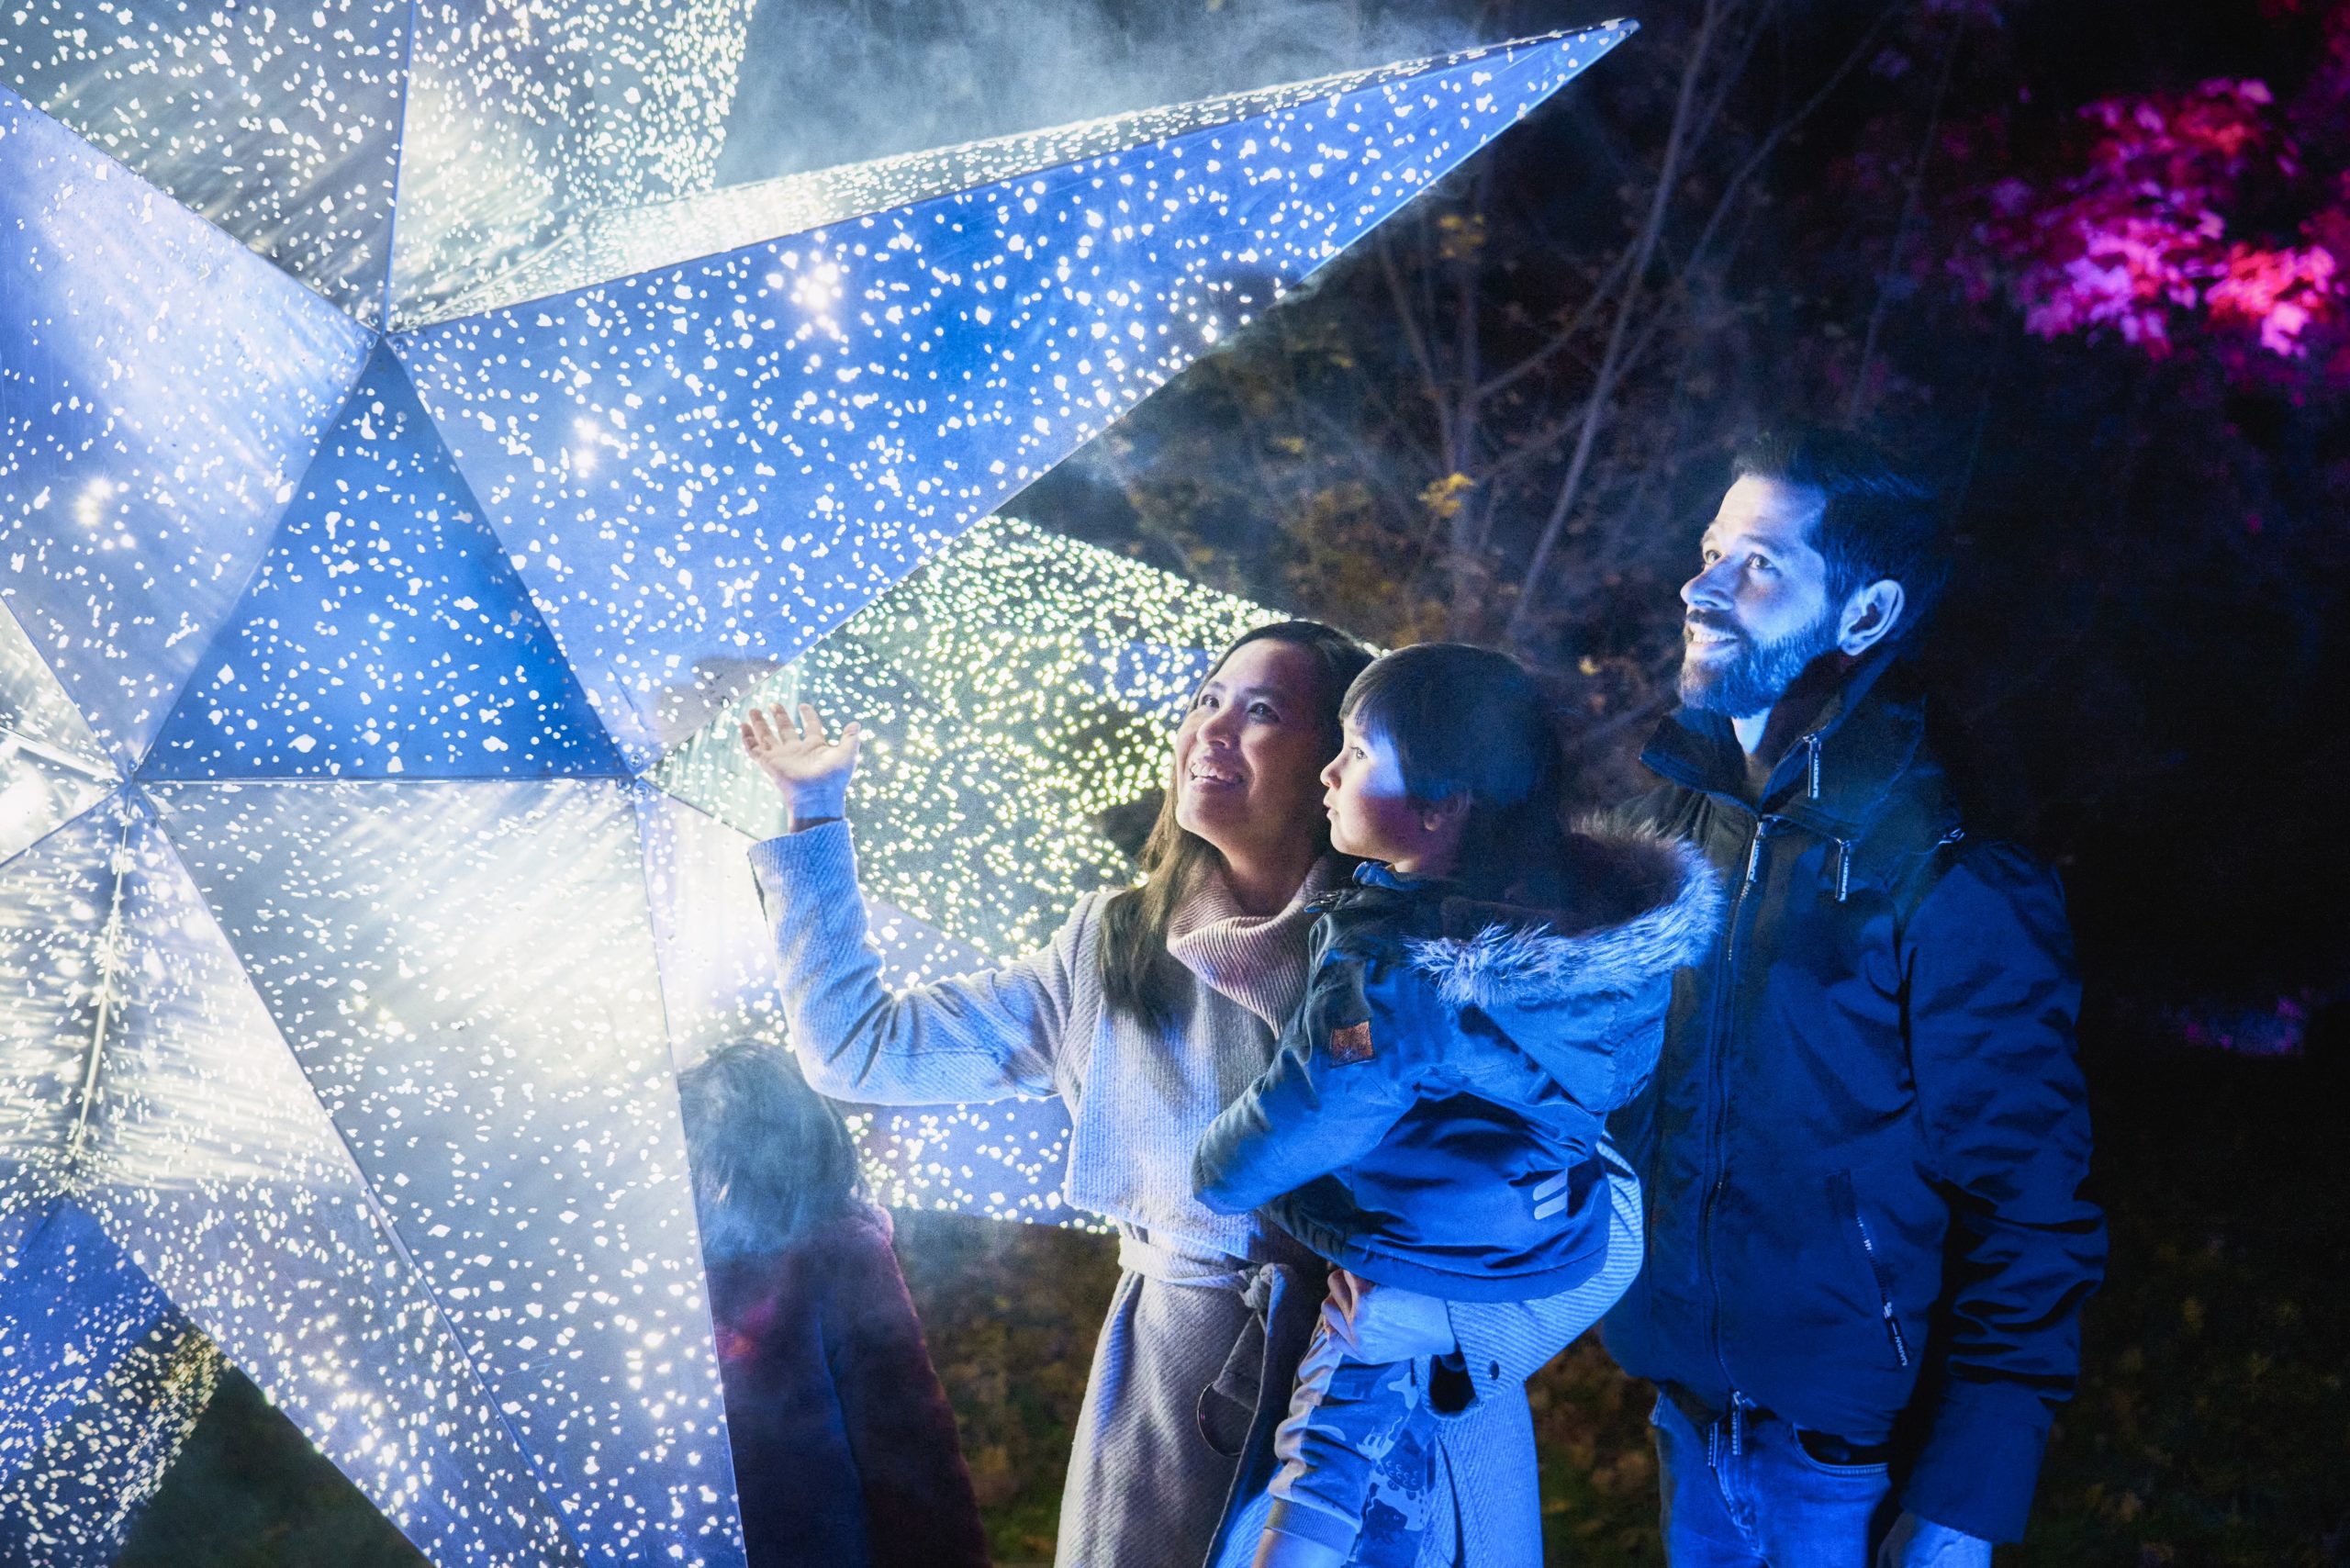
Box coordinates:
[1193,644,1721,1568]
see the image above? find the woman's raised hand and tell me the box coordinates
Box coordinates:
[742,703,863,824]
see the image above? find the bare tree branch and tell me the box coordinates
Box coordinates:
[1673,0,1906,297]
[1378,228,1449,460]
[1506,0,1731,645]
[1849,9,1964,423]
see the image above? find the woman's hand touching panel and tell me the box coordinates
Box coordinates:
[743,703,863,827]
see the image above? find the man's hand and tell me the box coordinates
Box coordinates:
[742,703,862,825]
[1875,1511,1991,1568]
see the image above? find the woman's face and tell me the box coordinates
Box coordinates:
[1171,638,1334,870]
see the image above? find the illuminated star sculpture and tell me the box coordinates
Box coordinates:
[0,6,1631,1564]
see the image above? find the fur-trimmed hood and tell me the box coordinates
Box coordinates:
[1404,817,1724,1012]
[1195,816,1721,1305]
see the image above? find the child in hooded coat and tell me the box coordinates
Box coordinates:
[1193,644,1721,1568]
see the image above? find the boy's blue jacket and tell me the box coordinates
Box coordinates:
[1193,823,1721,1302]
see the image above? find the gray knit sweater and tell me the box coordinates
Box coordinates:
[748,821,1335,1267]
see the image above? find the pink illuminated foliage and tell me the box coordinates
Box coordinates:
[1944,0,2350,374]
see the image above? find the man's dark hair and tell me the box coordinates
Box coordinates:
[1733,429,1948,621]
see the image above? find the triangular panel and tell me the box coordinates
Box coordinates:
[0,0,411,325]
[650,517,1275,959]
[147,779,743,1568]
[17,799,588,1567]
[387,0,760,331]
[405,33,1617,330]
[397,25,1631,766]
[0,1197,213,1566]
[0,601,115,872]
[144,344,625,780]
[0,86,373,769]
[634,787,1080,1225]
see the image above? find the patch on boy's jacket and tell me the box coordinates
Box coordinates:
[1327,1020,1376,1064]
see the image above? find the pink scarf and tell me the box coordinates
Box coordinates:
[1165,856,1347,1031]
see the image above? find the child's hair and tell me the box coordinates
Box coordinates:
[1339,643,1570,897]
[677,1041,867,1260]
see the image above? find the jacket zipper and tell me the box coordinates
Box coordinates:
[1851,1205,1912,1368]
[1702,812,1781,1396]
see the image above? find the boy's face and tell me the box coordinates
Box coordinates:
[1320,717,1449,872]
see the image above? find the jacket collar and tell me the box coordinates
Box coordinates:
[1405,822,1723,1010]
[1640,652,1926,839]
[1351,861,1451,894]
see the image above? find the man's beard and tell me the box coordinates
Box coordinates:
[1677,606,1841,718]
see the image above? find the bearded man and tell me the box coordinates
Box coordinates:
[1601,430,2107,1568]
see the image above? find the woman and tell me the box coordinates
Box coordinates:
[740,621,1632,1567]
[678,1041,991,1568]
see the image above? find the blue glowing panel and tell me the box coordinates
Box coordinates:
[412,35,1599,330]
[0,798,567,1563]
[68,799,585,1567]
[388,0,761,329]
[633,788,1080,1225]
[144,344,624,780]
[649,518,1273,959]
[0,1201,169,1494]
[0,0,410,325]
[397,25,1629,766]
[0,804,117,1258]
[0,1220,215,1568]
[148,780,742,1568]
[0,603,117,870]
[0,86,372,768]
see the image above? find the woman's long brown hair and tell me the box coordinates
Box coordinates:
[1097,621,1373,1030]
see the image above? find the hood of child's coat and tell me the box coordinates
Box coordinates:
[1405,818,1724,1010]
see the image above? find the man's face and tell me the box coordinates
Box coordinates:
[1678,475,1842,719]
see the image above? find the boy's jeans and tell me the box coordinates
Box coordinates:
[1651,1391,1897,1567]
[1259,1286,1455,1568]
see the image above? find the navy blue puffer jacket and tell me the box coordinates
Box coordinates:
[1193,822,1721,1303]
[1601,655,2107,1544]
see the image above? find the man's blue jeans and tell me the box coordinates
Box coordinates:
[1651,1392,1897,1567]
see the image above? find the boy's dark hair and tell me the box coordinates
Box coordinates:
[677,1041,866,1259]
[1340,643,1568,897]
[1100,620,1374,1031]
[1732,429,1948,622]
